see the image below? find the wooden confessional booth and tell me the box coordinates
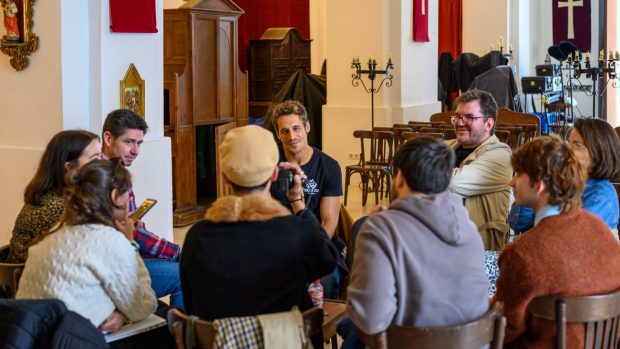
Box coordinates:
[163,0,248,226]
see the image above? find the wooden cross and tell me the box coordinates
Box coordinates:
[558,0,583,39]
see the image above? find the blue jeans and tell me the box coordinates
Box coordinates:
[144,259,184,309]
[338,318,365,349]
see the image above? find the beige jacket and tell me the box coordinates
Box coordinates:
[446,134,513,251]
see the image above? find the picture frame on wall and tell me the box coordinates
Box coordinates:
[0,0,39,71]
[120,63,145,117]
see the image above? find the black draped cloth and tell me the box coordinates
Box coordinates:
[263,69,326,149]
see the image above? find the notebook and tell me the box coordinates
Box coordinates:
[104,314,167,343]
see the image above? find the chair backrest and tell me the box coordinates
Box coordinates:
[614,126,620,141]
[494,130,511,145]
[495,125,523,150]
[401,131,444,142]
[392,124,413,130]
[168,307,323,349]
[497,108,540,142]
[0,245,25,299]
[527,288,620,349]
[419,127,456,140]
[352,130,394,167]
[358,302,506,349]
[429,110,453,125]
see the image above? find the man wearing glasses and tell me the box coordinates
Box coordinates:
[446,89,513,251]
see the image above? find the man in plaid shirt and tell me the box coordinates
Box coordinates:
[102,109,183,308]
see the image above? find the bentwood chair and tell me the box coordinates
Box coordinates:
[527,288,620,349]
[344,130,394,206]
[168,307,323,349]
[358,302,506,349]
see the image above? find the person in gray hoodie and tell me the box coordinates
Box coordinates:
[345,136,489,344]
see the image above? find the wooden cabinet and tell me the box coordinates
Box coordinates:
[164,0,248,226]
[249,27,311,118]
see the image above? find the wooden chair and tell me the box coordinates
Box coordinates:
[527,288,620,349]
[494,129,511,145]
[0,245,24,299]
[497,108,540,144]
[614,126,620,140]
[392,124,413,130]
[429,110,453,125]
[358,302,506,349]
[401,131,444,142]
[344,130,394,206]
[168,307,323,349]
[495,125,523,150]
[419,127,456,140]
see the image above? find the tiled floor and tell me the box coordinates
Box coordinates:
[172,182,391,245]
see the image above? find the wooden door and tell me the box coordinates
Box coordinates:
[215,122,236,197]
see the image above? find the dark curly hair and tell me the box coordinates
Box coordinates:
[512,136,586,213]
[63,159,132,227]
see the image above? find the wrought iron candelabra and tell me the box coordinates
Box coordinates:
[351,55,394,129]
[564,50,620,118]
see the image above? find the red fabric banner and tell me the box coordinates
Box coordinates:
[438,0,462,58]
[109,0,157,33]
[413,0,429,42]
[235,0,310,72]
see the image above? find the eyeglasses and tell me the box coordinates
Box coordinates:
[450,114,485,125]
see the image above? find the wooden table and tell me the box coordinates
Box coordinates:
[323,299,349,349]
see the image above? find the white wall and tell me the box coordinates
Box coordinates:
[0,0,173,245]
[0,0,63,245]
[463,0,509,55]
[310,0,328,74]
[322,0,440,178]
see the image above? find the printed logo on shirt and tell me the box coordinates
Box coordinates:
[305,179,320,195]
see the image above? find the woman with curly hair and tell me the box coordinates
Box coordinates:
[16,160,158,340]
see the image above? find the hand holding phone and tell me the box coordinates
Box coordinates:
[129,198,157,222]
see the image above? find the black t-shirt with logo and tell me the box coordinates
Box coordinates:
[271,146,342,220]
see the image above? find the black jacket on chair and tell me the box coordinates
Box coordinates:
[0,299,108,349]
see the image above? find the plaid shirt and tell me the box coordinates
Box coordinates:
[102,152,181,261]
[128,189,182,261]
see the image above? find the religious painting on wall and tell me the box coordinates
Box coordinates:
[120,64,146,118]
[552,0,590,51]
[0,0,38,71]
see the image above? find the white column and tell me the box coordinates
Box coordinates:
[310,0,328,74]
[90,0,173,239]
[322,0,440,175]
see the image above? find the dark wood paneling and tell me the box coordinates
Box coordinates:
[248,27,311,107]
[164,0,248,226]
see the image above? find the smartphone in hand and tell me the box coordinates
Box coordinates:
[129,198,157,222]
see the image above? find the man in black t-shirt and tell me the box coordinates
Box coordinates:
[270,100,346,298]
